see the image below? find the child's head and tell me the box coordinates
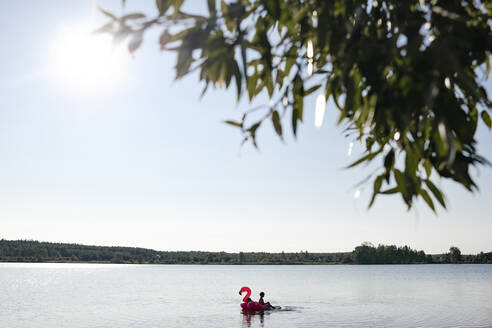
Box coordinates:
[260,292,265,297]
[246,298,252,302]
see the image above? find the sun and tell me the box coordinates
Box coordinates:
[48,24,128,95]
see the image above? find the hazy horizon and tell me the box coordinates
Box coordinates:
[1,1,492,255]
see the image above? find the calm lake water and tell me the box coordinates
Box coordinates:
[0,263,491,328]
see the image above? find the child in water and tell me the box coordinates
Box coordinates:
[258,292,274,309]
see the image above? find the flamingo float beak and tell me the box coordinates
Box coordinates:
[239,291,242,295]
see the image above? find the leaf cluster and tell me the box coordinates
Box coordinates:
[97,0,492,211]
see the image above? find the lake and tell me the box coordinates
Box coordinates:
[0,263,491,328]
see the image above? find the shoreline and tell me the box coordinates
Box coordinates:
[1,259,490,265]
[2,240,491,265]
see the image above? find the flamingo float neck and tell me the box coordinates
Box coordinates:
[239,286,252,302]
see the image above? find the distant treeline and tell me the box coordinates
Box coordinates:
[353,243,491,264]
[0,240,491,264]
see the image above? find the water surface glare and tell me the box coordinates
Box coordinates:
[1,263,491,328]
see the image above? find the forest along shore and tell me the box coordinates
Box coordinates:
[1,240,491,265]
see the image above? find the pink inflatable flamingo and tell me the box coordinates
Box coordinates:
[239,286,269,311]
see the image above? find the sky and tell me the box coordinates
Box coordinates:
[0,1,491,254]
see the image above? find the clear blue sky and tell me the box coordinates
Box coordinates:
[0,1,491,254]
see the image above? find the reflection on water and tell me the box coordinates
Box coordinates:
[241,309,266,328]
[241,307,297,328]
[0,264,491,328]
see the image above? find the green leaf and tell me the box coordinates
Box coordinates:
[231,59,242,100]
[275,69,285,90]
[381,187,399,194]
[384,150,395,171]
[470,107,478,123]
[156,0,171,16]
[485,55,490,79]
[293,74,304,119]
[394,169,410,206]
[284,46,297,75]
[174,0,185,10]
[220,0,240,31]
[304,84,321,96]
[346,148,383,168]
[368,175,384,208]
[424,180,446,209]
[224,120,242,128]
[292,104,299,137]
[481,111,491,129]
[207,0,216,15]
[250,122,261,134]
[262,0,280,19]
[199,81,209,99]
[365,137,375,152]
[265,75,274,98]
[291,74,304,137]
[175,49,193,79]
[246,74,257,102]
[220,0,227,14]
[271,110,282,139]
[292,6,309,23]
[419,189,436,212]
[249,121,262,148]
[423,159,432,179]
[405,147,419,181]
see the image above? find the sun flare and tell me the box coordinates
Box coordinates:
[49,25,128,94]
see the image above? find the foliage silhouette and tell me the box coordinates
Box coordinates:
[97,0,492,211]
